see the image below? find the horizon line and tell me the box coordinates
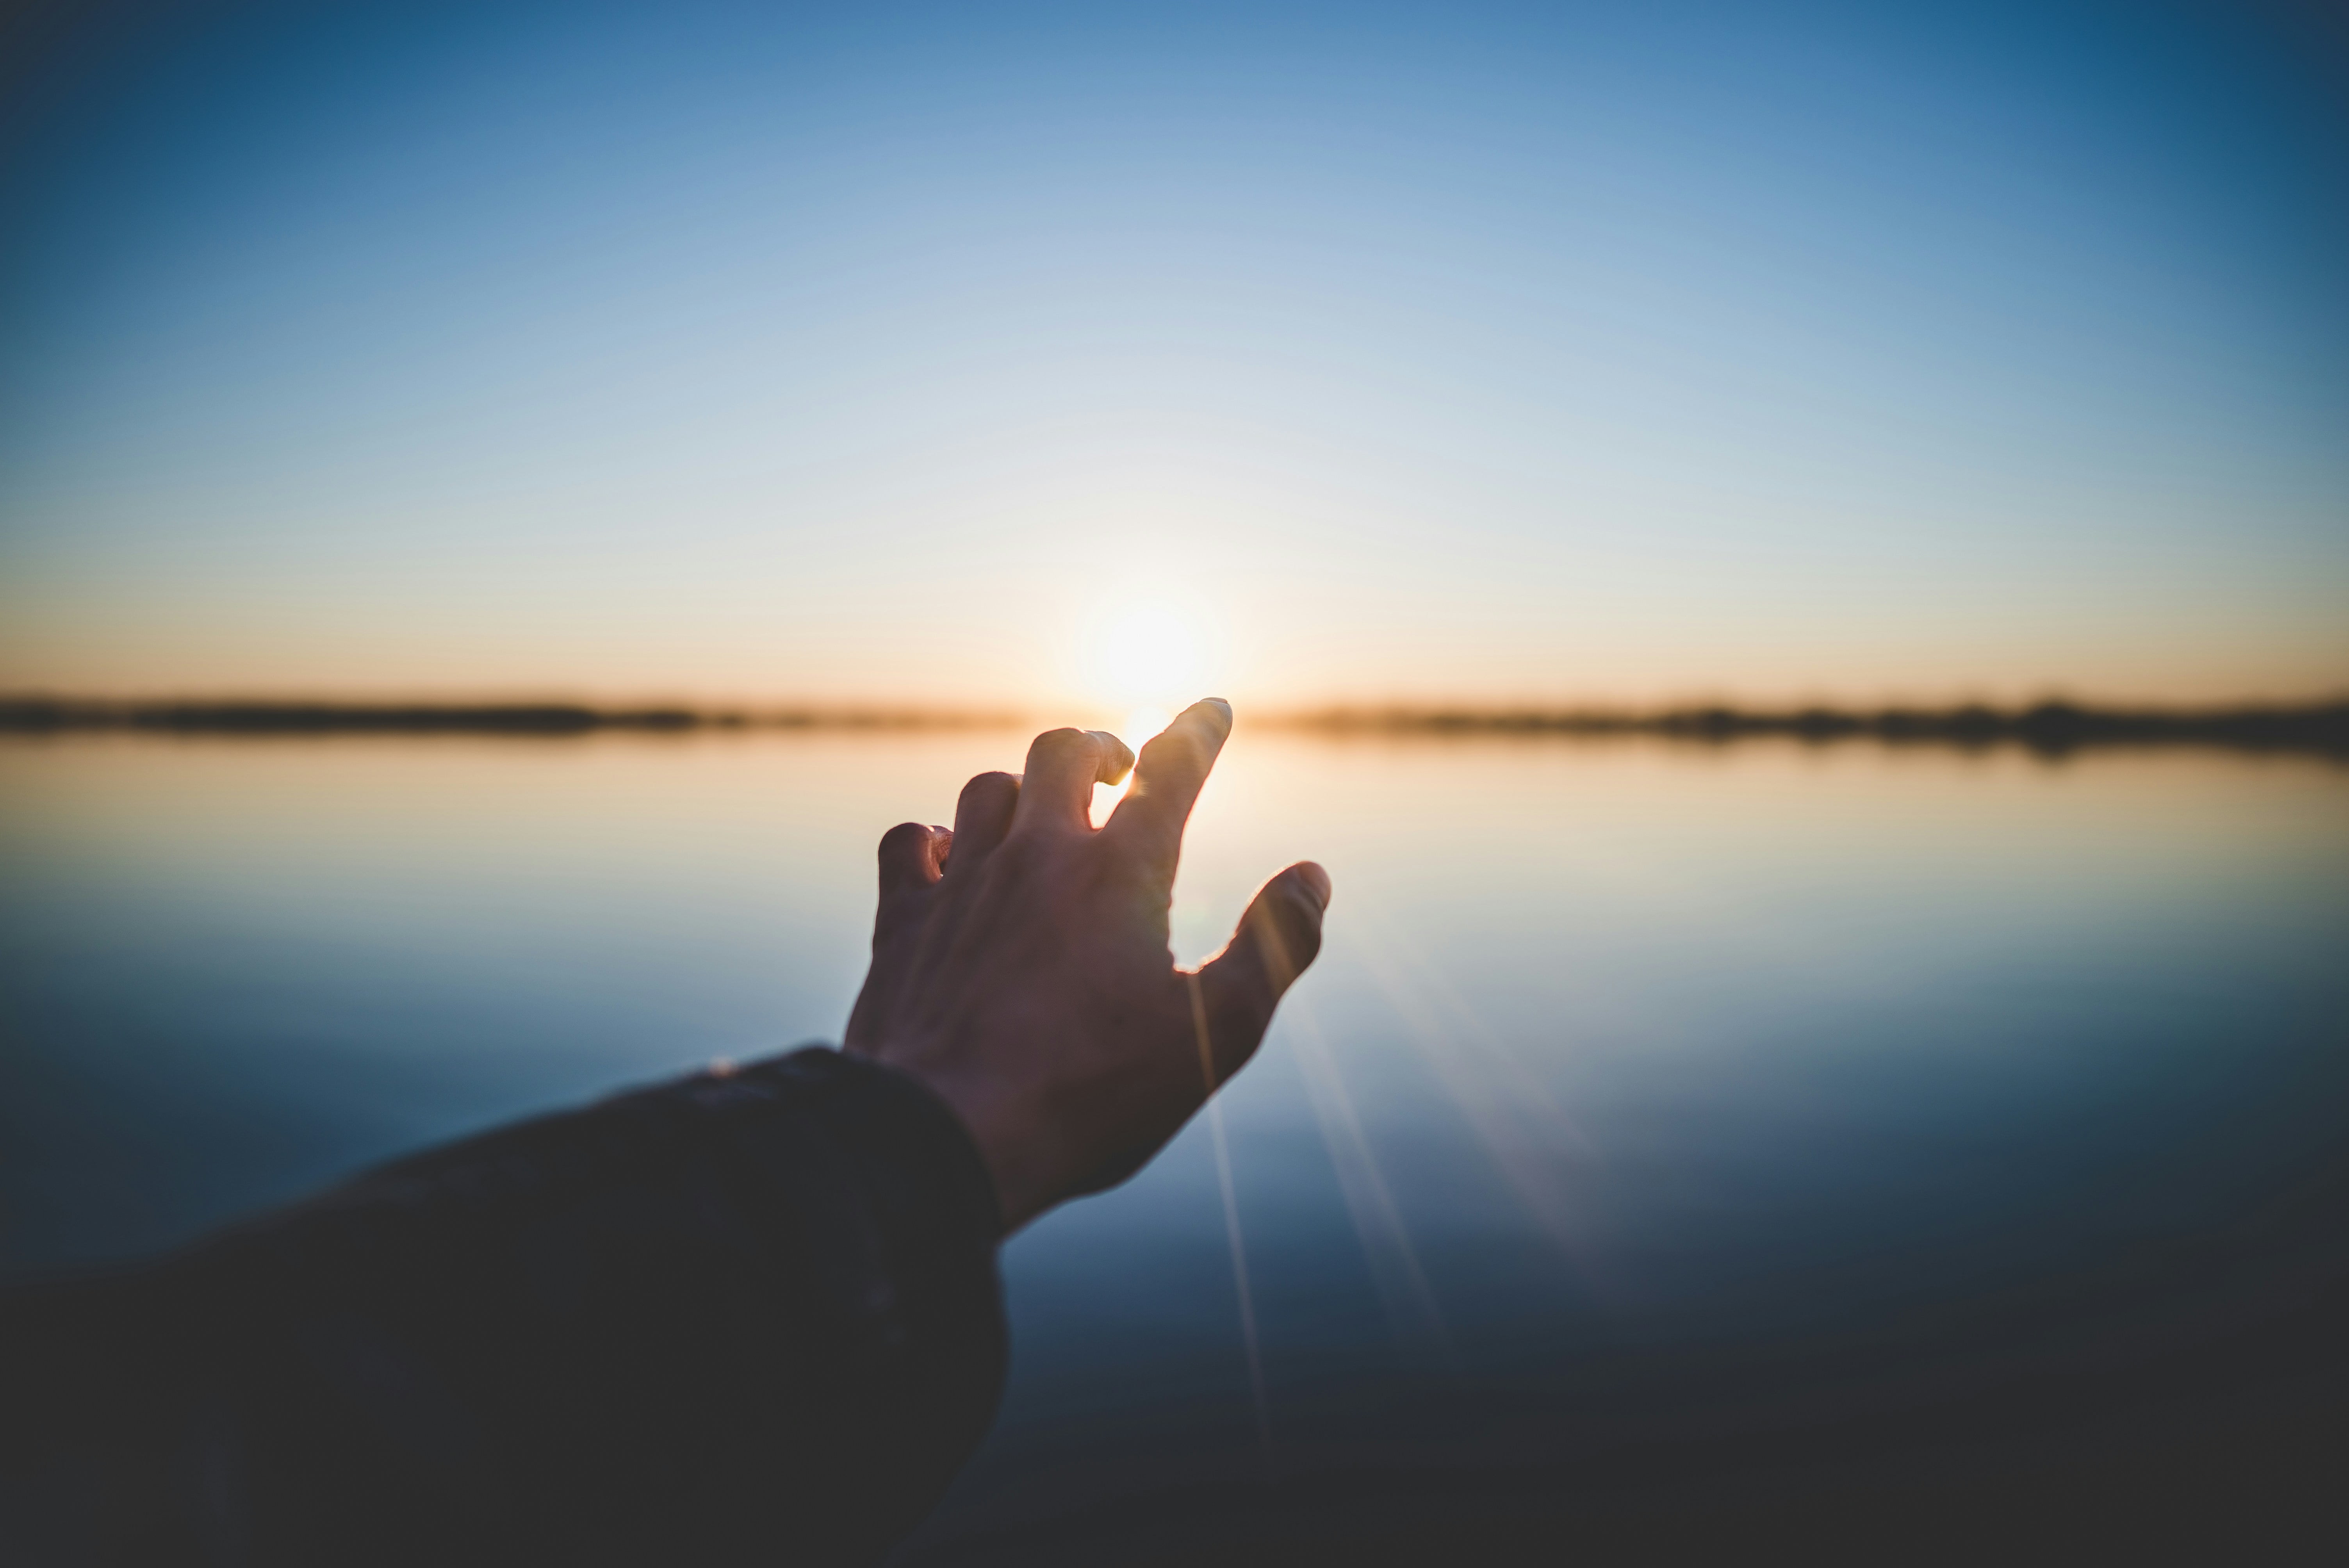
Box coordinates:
[4,695,2346,755]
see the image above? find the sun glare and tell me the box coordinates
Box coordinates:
[1080,596,1221,704]
[1096,604,1202,702]
[1076,597,1223,827]
[1088,706,1174,827]
[1087,704,1176,827]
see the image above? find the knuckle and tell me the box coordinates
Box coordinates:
[959,770,1019,804]
[878,821,932,861]
[1023,731,1098,779]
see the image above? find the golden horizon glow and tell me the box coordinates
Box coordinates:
[1080,600,1220,713]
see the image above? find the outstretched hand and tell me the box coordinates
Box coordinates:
[844,699,1329,1232]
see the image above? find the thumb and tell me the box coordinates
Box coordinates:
[1192,861,1330,1087]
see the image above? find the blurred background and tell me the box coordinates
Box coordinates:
[3,1,2346,1560]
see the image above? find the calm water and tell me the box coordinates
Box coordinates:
[4,732,2346,1554]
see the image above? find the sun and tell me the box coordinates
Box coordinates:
[1094,603,1202,706]
[1076,599,1218,826]
[1078,597,1221,735]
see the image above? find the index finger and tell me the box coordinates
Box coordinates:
[1104,697,1233,874]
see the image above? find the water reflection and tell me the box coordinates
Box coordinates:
[2,732,2344,1556]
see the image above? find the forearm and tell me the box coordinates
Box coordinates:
[1,1048,1007,1567]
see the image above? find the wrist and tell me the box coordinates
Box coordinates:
[879,1057,1055,1234]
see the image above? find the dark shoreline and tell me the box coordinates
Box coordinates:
[0,699,1025,736]
[1266,700,2349,755]
[3,696,2345,755]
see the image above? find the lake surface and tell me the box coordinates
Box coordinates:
[4,731,2346,1556]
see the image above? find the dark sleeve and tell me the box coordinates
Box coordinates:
[0,1047,1007,1567]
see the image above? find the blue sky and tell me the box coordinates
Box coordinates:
[2,0,2344,707]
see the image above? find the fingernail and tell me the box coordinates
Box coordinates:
[1202,697,1233,727]
[1296,861,1331,907]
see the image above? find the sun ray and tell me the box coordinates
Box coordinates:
[1286,995,1453,1361]
[1337,906,1611,1292]
[1190,972,1273,1466]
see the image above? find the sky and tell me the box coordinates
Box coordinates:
[2,0,2345,712]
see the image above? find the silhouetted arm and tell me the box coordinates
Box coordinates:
[2,1046,1005,1567]
[3,701,1328,1566]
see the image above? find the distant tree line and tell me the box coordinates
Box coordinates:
[0,700,1021,735]
[1269,700,2349,756]
[1,697,2343,755]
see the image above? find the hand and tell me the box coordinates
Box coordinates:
[843,698,1330,1233]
